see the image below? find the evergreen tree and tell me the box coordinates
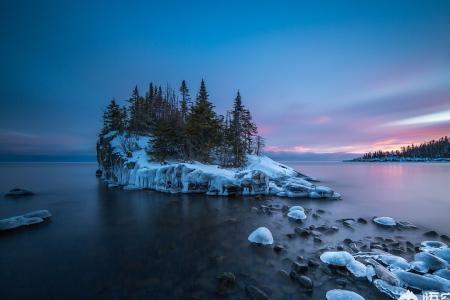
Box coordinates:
[254,135,265,156]
[102,99,126,134]
[185,80,221,162]
[128,85,142,133]
[179,80,190,122]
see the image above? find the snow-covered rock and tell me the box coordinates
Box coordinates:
[287,209,307,221]
[434,248,450,263]
[0,210,52,231]
[97,133,341,199]
[420,241,448,251]
[326,289,365,300]
[410,260,429,274]
[373,217,396,227]
[248,227,274,245]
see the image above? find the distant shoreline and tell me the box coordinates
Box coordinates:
[344,158,450,163]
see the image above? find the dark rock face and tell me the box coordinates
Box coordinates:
[4,188,35,197]
[424,230,439,237]
[246,285,269,300]
[95,169,103,177]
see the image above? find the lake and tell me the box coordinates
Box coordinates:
[1,162,449,299]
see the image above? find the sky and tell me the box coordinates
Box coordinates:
[0,0,449,161]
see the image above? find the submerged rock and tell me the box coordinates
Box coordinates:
[0,209,51,231]
[420,240,448,251]
[373,217,396,227]
[248,227,274,245]
[4,188,34,197]
[326,289,365,300]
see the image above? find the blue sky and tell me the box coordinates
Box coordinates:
[1,0,449,159]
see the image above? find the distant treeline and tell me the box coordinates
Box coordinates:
[356,136,450,160]
[99,80,265,167]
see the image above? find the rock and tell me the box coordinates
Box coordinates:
[286,233,296,239]
[292,262,308,274]
[343,220,355,228]
[95,169,102,177]
[273,244,285,253]
[0,209,51,231]
[326,289,365,300]
[424,230,439,237]
[373,279,408,300]
[251,207,259,213]
[246,285,269,300]
[311,230,322,237]
[316,224,330,232]
[337,245,344,251]
[343,238,353,244]
[295,227,310,237]
[314,237,322,244]
[373,217,396,227]
[317,209,325,214]
[308,259,319,268]
[397,221,417,229]
[312,213,320,219]
[4,188,34,197]
[410,260,429,274]
[290,272,313,289]
[434,248,450,263]
[441,235,450,242]
[392,269,450,292]
[357,218,367,224]
[248,227,274,245]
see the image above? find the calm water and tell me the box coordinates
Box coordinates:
[0,162,449,299]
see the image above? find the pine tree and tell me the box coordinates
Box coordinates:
[128,85,142,133]
[229,91,246,166]
[185,80,221,162]
[179,80,190,122]
[102,99,126,134]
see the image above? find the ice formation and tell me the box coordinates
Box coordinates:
[434,269,450,281]
[0,210,52,231]
[414,252,448,271]
[410,260,429,274]
[248,227,274,245]
[97,133,341,199]
[393,270,450,292]
[325,289,365,300]
[288,205,305,212]
[421,241,448,251]
[287,209,307,221]
[373,217,396,227]
[373,279,408,299]
[320,251,367,277]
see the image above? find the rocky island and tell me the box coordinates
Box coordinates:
[96,80,340,199]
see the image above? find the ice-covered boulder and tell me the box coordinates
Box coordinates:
[420,241,448,251]
[287,209,307,221]
[434,269,450,281]
[320,251,367,278]
[393,270,450,292]
[325,289,365,300]
[373,217,396,227]
[0,210,51,231]
[248,227,274,245]
[373,279,408,300]
[288,205,305,212]
[434,248,450,263]
[414,252,448,271]
[410,260,429,274]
